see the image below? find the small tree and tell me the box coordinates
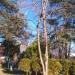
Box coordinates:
[32,61,41,75]
[18,58,31,75]
[60,59,71,75]
[48,59,62,75]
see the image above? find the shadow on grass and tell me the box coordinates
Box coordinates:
[2,69,26,75]
[2,69,42,75]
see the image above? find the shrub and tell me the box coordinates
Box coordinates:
[32,61,41,75]
[48,59,62,75]
[72,64,75,74]
[31,54,41,75]
[18,58,31,74]
[60,59,71,75]
[70,60,75,75]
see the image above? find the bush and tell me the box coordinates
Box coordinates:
[18,58,31,74]
[48,59,62,75]
[72,64,75,74]
[18,57,75,75]
[70,60,75,75]
[60,59,71,75]
[31,53,41,75]
[32,61,41,75]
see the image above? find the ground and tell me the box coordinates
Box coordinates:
[0,64,12,75]
[0,64,25,75]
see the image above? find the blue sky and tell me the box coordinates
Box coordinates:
[18,0,65,34]
[17,0,75,55]
[0,38,4,42]
[18,0,41,37]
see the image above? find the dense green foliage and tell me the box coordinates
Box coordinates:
[18,43,75,75]
[19,56,75,75]
[48,59,62,75]
[2,40,19,57]
[19,58,31,72]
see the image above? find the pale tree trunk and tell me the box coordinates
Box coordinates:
[64,43,68,59]
[37,0,48,75]
[58,43,62,59]
[29,72,31,75]
[42,0,48,75]
[26,72,28,75]
[36,71,37,75]
[68,41,71,59]
[37,18,45,75]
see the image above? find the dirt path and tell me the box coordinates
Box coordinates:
[0,64,24,75]
[0,64,12,75]
[0,68,11,75]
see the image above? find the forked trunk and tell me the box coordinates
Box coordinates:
[42,0,48,75]
[37,0,48,75]
[37,18,45,75]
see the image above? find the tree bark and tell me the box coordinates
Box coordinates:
[64,43,68,59]
[26,72,28,75]
[58,42,62,59]
[37,0,48,75]
[42,0,48,75]
[37,18,45,75]
[68,41,71,59]
[36,71,37,75]
[29,71,31,75]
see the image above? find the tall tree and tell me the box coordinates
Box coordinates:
[0,0,27,41]
[42,0,48,75]
[37,0,48,75]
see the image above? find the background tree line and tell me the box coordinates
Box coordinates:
[0,0,75,75]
